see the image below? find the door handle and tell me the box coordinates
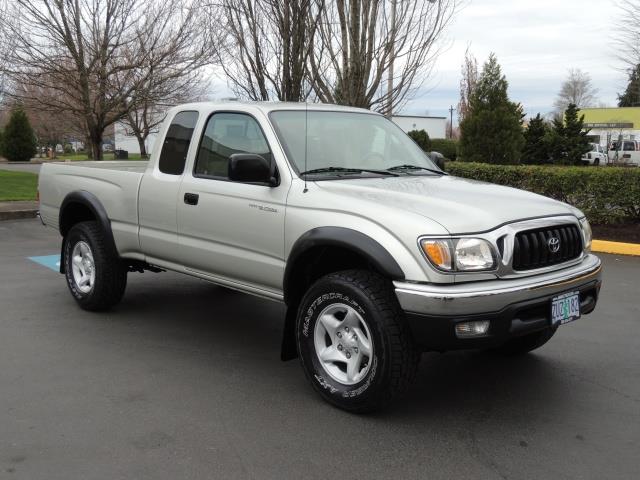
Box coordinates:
[184,192,199,205]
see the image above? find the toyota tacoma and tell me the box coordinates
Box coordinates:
[38,102,602,412]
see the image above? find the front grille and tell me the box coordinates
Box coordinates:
[512,224,582,271]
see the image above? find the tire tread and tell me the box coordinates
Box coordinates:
[64,221,127,311]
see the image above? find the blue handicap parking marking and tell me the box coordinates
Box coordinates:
[28,254,61,272]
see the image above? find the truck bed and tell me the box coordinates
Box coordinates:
[39,161,149,258]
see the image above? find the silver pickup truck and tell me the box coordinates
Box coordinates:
[39,102,602,412]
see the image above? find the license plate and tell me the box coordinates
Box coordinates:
[551,291,581,326]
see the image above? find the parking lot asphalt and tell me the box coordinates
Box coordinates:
[0,163,42,174]
[1,218,639,480]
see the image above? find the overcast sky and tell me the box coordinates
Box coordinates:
[403,0,624,121]
[211,0,626,122]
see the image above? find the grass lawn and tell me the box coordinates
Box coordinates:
[0,169,38,201]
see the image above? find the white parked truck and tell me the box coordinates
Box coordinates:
[581,143,607,166]
[38,102,602,412]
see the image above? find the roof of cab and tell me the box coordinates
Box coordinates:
[166,101,378,115]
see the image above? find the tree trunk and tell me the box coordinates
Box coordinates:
[136,133,148,158]
[89,128,103,160]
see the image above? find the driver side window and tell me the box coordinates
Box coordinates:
[194,112,272,179]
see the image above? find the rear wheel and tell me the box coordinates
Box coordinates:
[494,327,557,355]
[296,270,419,413]
[63,221,127,311]
[594,158,600,166]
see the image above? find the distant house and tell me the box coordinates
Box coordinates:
[114,122,159,155]
[391,114,447,139]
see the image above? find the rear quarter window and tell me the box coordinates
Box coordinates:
[158,111,199,175]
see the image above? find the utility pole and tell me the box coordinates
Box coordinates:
[449,105,455,139]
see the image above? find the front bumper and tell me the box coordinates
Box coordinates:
[394,254,602,351]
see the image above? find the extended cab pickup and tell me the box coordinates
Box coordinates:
[39,102,602,412]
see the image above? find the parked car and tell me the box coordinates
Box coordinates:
[608,140,640,166]
[428,150,446,170]
[38,102,602,412]
[582,143,607,166]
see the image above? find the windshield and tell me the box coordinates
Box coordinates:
[269,110,439,176]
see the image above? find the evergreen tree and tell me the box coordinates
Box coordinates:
[459,53,524,164]
[547,115,566,163]
[407,129,432,152]
[521,113,550,164]
[547,104,591,165]
[2,107,37,162]
[618,64,640,107]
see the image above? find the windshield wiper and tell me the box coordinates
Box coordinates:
[387,164,446,175]
[300,167,398,176]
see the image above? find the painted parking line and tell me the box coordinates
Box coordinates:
[28,254,61,272]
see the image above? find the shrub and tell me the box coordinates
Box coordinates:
[2,107,37,162]
[407,129,431,152]
[430,138,459,161]
[445,162,640,224]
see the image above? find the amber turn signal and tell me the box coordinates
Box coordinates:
[420,239,453,270]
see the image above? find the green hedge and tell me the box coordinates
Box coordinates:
[445,162,640,224]
[430,139,458,161]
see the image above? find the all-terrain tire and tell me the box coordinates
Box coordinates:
[63,221,127,311]
[494,327,557,355]
[296,270,419,413]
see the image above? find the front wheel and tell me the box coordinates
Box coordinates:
[296,270,419,413]
[63,221,127,311]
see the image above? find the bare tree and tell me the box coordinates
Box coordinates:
[211,0,318,102]
[613,0,640,69]
[553,69,599,113]
[458,45,478,123]
[0,0,211,160]
[308,0,457,116]
[122,79,209,158]
[19,84,86,156]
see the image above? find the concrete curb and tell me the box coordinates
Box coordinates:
[592,239,640,256]
[0,201,39,221]
[0,209,38,221]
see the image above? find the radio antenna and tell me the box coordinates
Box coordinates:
[303,100,308,193]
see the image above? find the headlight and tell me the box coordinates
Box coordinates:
[580,217,592,251]
[420,238,496,272]
[455,238,496,270]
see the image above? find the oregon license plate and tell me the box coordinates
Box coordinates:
[551,291,581,326]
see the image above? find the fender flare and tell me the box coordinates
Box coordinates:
[58,191,117,273]
[284,226,405,303]
[280,227,405,361]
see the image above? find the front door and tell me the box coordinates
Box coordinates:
[177,111,289,296]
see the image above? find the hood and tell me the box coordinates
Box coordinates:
[315,174,579,234]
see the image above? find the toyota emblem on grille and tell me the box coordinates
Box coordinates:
[548,236,560,253]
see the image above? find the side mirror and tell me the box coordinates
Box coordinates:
[228,153,278,186]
